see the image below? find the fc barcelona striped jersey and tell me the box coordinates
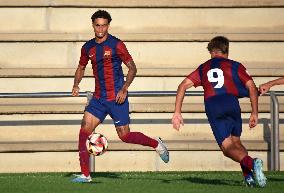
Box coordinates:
[187,57,252,100]
[79,34,133,101]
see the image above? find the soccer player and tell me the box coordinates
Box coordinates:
[71,10,169,183]
[171,36,266,187]
[259,77,284,95]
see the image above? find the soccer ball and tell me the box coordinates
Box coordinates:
[86,133,108,156]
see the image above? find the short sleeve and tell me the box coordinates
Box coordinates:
[79,47,89,66]
[186,68,201,87]
[238,63,252,84]
[116,41,133,64]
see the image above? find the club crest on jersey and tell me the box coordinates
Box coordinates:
[104,50,111,58]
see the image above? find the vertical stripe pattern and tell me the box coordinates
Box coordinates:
[80,35,132,101]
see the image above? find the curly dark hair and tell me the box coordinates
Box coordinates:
[207,36,229,54]
[91,10,112,23]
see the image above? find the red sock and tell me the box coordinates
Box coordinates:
[78,128,92,177]
[240,163,251,177]
[240,155,253,170]
[120,132,158,148]
[240,155,254,177]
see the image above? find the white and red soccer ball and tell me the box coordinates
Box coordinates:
[86,133,108,156]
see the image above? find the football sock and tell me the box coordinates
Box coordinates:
[240,163,251,177]
[240,155,254,177]
[79,128,92,177]
[120,132,158,148]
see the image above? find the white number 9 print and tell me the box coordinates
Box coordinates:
[207,68,224,88]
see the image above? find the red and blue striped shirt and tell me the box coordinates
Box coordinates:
[79,34,133,101]
[187,57,252,100]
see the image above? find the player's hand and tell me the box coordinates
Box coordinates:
[72,86,80,97]
[259,83,271,95]
[116,87,127,104]
[249,113,258,128]
[172,113,184,131]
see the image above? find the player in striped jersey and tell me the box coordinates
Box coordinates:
[71,10,169,183]
[172,36,266,187]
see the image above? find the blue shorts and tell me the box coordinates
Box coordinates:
[85,97,130,126]
[205,94,242,145]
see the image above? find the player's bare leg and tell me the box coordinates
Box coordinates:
[229,136,267,187]
[232,136,266,187]
[81,111,101,133]
[231,136,257,186]
[231,136,248,155]
[220,136,247,162]
[221,136,266,187]
[116,125,169,163]
[72,112,101,183]
[116,124,130,137]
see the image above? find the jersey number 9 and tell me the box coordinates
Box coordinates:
[207,68,224,88]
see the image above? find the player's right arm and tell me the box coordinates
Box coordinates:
[172,78,194,131]
[72,65,86,96]
[72,46,89,97]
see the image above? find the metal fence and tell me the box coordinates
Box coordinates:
[0,91,282,171]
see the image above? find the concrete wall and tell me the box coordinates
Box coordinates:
[0,42,284,72]
[0,1,283,172]
[1,151,283,172]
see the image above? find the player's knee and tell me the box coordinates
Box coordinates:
[220,144,232,157]
[80,121,93,133]
[220,146,228,157]
[222,150,229,158]
[81,119,87,128]
[234,143,242,151]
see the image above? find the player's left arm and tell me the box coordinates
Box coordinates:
[123,60,137,90]
[246,80,258,128]
[116,60,137,104]
[116,41,137,104]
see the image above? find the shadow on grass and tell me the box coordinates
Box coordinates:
[119,172,242,187]
[65,172,243,186]
[268,177,284,182]
[153,176,241,186]
[180,176,241,186]
[64,172,120,178]
[64,172,123,185]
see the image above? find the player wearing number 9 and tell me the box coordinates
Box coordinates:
[172,36,266,187]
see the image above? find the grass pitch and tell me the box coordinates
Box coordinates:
[0,171,283,193]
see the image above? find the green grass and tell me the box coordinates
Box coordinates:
[0,171,283,193]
